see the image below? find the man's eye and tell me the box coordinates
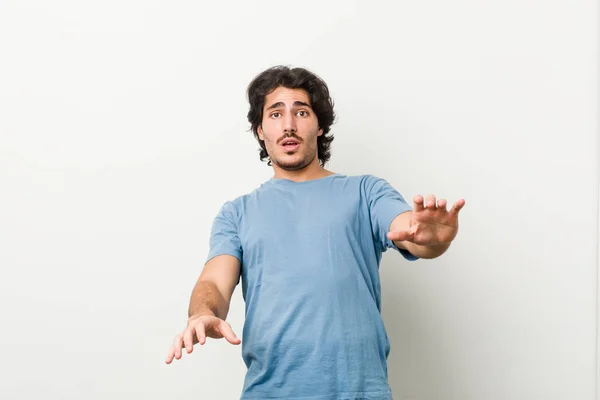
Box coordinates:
[298,110,308,117]
[271,112,281,118]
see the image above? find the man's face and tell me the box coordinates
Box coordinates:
[257,86,323,171]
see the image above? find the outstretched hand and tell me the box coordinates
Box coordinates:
[387,194,466,247]
[165,314,241,364]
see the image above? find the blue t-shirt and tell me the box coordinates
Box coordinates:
[206,173,418,400]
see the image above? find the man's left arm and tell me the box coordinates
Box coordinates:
[388,194,466,260]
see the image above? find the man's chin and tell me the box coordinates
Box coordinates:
[273,157,312,171]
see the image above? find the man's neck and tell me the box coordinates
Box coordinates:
[272,164,335,183]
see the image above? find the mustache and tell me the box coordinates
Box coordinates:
[277,133,302,145]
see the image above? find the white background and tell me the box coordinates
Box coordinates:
[0,1,598,399]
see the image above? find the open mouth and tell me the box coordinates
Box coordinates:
[281,139,300,150]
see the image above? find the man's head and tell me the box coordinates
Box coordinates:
[246,66,335,170]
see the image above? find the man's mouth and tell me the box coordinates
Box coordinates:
[281,139,300,149]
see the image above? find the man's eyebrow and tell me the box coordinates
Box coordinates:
[266,101,312,111]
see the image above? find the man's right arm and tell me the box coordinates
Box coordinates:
[165,254,241,364]
[188,254,241,320]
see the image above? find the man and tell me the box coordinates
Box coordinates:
[165,65,465,399]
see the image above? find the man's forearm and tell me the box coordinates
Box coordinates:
[188,281,230,320]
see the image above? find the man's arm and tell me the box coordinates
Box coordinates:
[188,254,241,319]
[165,255,241,364]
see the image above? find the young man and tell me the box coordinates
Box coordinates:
[165,66,465,399]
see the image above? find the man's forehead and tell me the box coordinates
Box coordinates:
[265,87,311,106]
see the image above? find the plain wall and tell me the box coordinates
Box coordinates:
[0,1,597,399]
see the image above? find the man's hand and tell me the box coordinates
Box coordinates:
[387,194,466,247]
[165,314,241,364]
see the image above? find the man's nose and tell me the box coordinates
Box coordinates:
[283,111,297,133]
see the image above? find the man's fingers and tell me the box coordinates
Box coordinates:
[437,198,447,211]
[449,198,466,216]
[166,318,240,364]
[218,320,241,345]
[165,346,176,364]
[413,195,425,212]
[415,194,463,214]
[171,334,184,361]
[195,324,207,346]
[183,327,196,354]
[426,194,437,209]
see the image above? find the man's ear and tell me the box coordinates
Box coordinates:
[318,127,323,137]
[258,125,264,141]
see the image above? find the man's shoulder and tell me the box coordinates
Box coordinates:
[343,173,391,190]
[337,172,386,181]
[220,181,269,209]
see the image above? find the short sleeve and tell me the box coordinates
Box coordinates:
[366,175,419,261]
[205,201,243,264]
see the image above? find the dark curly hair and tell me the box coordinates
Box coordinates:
[246,65,336,167]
